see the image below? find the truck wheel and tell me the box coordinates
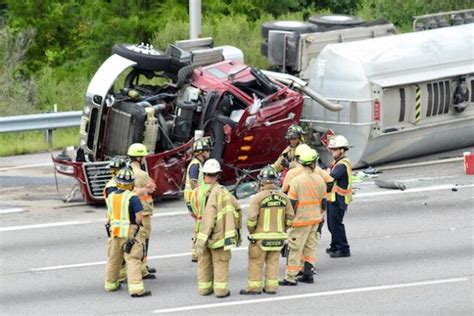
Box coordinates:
[112,43,172,72]
[308,15,364,29]
[176,64,196,88]
[261,21,319,39]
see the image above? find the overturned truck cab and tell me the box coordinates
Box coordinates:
[52,40,304,204]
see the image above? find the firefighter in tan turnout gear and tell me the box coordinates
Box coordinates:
[280,148,326,286]
[127,143,157,279]
[273,124,305,173]
[195,159,242,298]
[104,167,151,297]
[184,137,212,262]
[103,156,129,199]
[240,166,294,295]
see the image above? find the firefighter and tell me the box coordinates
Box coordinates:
[240,165,294,295]
[104,167,151,298]
[184,137,212,262]
[195,159,242,298]
[127,143,157,278]
[326,135,353,258]
[273,124,305,173]
[282,144,331,277]
[103,156,129,199]
[280,148,326,285]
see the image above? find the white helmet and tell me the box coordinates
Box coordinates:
[328,135,352,149]
[201,158,222,174]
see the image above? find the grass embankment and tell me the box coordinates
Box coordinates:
[0,127,79,156]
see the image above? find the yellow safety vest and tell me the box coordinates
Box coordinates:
[184,158,203,203]
[106,191,134,238]
[190,182,211,233]
[328,158,353,205]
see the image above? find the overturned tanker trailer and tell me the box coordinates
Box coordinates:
[261,10,474,167]
[302,23,474,167]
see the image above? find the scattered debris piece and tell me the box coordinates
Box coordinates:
[374,179,406,191]
[451,188,458,192]
[363,166,381,175]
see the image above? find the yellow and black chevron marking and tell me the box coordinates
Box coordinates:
[415,85,421,124]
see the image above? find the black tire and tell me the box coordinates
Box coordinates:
[176,64,196,88]
[261,21,319,39]
[308,15,364,29]
[112,43,172,72]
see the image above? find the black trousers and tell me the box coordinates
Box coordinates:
[327,202,350,252]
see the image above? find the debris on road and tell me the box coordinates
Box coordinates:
[374,179,406,191]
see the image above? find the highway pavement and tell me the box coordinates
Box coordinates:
[0,151,473,315]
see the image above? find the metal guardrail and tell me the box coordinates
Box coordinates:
[0,111,82,144]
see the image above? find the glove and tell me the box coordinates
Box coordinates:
[196,247,204,258]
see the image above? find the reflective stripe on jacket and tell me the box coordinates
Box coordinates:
[247,184,295,251]
[184,158,203,203]
[287,169,326,227]
[190,182,211,232]
[196,184,242,250]
[106,191,135,238]
[328,158,353,205]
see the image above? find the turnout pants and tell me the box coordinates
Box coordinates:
[191,231,198,261]
[197,247,231,297]
[246,243,280,293]
[285,225,318,282]
[104,233,145,295]
[140,213,152,275]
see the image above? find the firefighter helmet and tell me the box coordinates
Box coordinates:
[201,158,222,174]
[115,167,135,185]
[192,138,212,153]
[109,156,128,170]
[294,143,312,158]
[127,143,148,157]
[298,148,318,166]
[327,135,352,149]
[257,165,278,182]
[285,124,305,140]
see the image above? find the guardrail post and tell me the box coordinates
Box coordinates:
[44,129,53,146]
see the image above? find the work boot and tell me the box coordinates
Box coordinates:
[326,247,336,254]
[330,250,351,258]
[147,266,157,273]
[263,288,276,295]
[297,262,314,283]
[239,289,261,295]
[143,273,157,280]
[279,279,297,286]
[131,291,152,298]
[216,291,230,298]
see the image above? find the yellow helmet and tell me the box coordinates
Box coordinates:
[127,143,148,157]
[298,148,318,166]
[294,143,312,158]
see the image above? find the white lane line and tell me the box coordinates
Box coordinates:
[2,184,472,232]
[152,277,469,314]
[354,183,474,199]
[0,221,85,232]
[0,163,52,172]
[0,208,26,214]
[29,247,248,272]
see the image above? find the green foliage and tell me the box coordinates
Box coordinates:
[0,127,79,156]
[357,0,473,31]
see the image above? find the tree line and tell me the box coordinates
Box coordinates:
[0,0,470,116]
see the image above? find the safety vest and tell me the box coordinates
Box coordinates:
[184,158,203,203]
[197,185,241,251]
[190,182,211,233]
[328,158,353,205]
[106,191,135,238]
[103,178,117,200]
[248,189,293,251]
[287,169,325,227]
